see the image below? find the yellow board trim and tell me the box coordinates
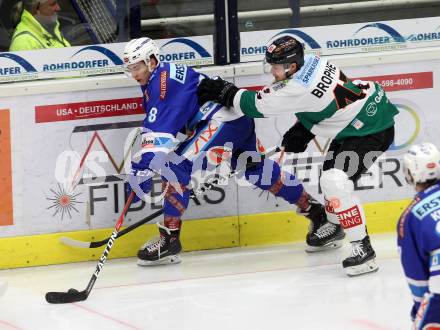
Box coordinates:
[0,200,410,269]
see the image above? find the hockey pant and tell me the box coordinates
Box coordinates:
[160,116,304,220]
[320,126,395,242]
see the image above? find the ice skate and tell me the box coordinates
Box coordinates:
[306,221,345,252]
[299,202,345,252]
[343,235,378,276]
[137,222,182,266]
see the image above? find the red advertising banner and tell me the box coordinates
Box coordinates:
[0,110,13,226]
[245,72,433,93]
[357,72,433,92]
[35,97,144,123]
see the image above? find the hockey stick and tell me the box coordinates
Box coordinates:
[45,191,135,304]
[60,208,163,248]
[59,146,281,249]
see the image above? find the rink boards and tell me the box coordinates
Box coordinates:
[0,200,407,268]
[1,45,440,269]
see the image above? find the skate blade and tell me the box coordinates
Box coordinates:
[345,259,379,277]
[305,240,343,253]
[137,254,182,266]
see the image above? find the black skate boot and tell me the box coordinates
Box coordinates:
[342,235,378,276]
[137,222,182,266]
[300,201,326,241]
[299,201,345,252]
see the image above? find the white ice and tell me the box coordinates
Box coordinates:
[0,233,412,330]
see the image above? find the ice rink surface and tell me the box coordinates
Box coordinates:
[0,233,413,330]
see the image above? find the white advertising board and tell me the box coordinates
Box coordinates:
[241,17,440,62]
[0,35,214,83]
[1,50,439,238]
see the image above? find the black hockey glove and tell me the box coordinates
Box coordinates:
[281,121,315,153]
[197,77,239,108]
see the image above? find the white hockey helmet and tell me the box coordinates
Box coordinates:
[402,143,440,185]
[123,37,160,72]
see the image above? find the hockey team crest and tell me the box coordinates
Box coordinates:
[366,102,378,116]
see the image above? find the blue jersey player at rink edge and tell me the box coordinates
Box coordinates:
[198,36,400,276]
[122,37,334,266]
[398,143,440,329]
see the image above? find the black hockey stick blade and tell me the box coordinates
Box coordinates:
[45,288,88,304]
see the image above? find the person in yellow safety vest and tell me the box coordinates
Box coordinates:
[9,0,70,51]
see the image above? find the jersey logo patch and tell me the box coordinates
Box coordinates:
[337,205,363,229]
[412,190,440,220]
[272,82,287,91]
[295,55,320,87]
[182,122,222,160]
[160,71,167,99]
[170,63,187,84]
[325,198,341,213]
[351,118,364,130]
[398,196,421,238]
[142,136,174,149]
[366,102,377,116]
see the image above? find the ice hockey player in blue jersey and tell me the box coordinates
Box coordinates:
[122,37,335,266]
[398,142,440,329]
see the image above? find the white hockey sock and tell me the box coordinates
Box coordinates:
[321,169,367,242]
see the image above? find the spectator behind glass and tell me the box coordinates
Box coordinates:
[9,0,70,51]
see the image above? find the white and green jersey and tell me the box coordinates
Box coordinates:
[232,55,399,140]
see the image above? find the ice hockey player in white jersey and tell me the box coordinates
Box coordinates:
[198,35,399,276]
[398,143,440,329]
